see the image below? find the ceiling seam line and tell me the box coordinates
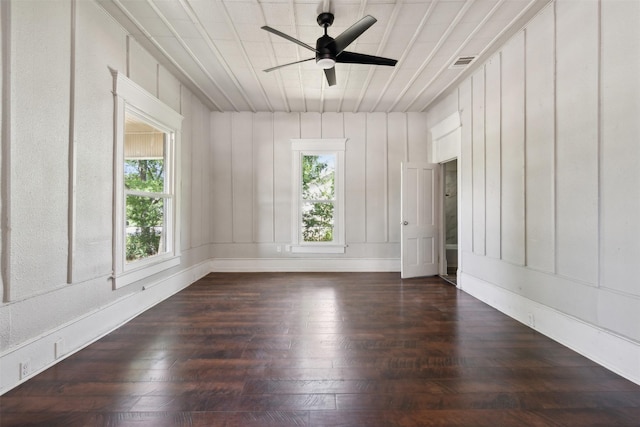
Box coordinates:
[406,0,506,111]
[352,0,403,113]
[179,0,258,112]
[387,0,476,112]
[111,0,223,111]
[370,0,438,112]
[336,0,368,113]
[147,0,241,111]
[288,0,307,113]
[254,0,289,112]
[219,0,277,112]
[420,0,545,112]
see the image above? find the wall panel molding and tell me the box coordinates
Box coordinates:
[1,0,11,302]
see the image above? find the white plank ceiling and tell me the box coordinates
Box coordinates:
[98,0,551,113]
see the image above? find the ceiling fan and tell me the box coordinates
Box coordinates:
[261,11,398,86]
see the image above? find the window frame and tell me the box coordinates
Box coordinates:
[290,139,347,254]
[111,70,183,289]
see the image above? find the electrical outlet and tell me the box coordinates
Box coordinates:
[55,339,65,359]
[20,359,30,379]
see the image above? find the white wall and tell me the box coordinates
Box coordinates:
[0,0,213,393]
[427,0,640,384]
[209,112,429,270]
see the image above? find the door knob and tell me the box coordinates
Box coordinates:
[402,221,408,225]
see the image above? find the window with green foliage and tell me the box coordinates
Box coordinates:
[112,70,182,289]
[124,113,171,263]
[301,154,336,242]
[291,139,346,253]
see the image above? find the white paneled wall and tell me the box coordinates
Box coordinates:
[485,56,501,260]
[471,70,486,256]
[73,0,122,283]
[524,4,555,273]
[210,112,233,243]
[210,112,428,266]
[500,32,525,266]
[344,113,367,243]
[231,112,253,243]
[273,113,298,244]
[600,0,640,297]
[253,113,275,243]
[10,1,70,299]
[555,0,599,285]
[366,113,388,243]
[387,113,406,243]
[427,0,640,384]
[1,0,214,394]
[180,87,194,251]
[459,81,473,256]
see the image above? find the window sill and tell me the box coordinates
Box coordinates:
[112,255,180,289]
[290,245,346,254]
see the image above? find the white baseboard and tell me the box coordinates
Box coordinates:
[0,260,212,395]
[460,272,640,386]
[210,257,400,272]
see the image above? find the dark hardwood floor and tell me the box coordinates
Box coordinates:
[2,272,640,426]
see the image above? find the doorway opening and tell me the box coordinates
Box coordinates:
[441,159,458,285]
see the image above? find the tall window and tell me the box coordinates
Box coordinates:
[111,71,182,288]
[124,113,171,262]
[301,154,336,242]
[291,139,346,253]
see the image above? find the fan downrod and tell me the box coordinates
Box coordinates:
[317,12,334,28]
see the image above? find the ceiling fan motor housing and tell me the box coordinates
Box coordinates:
[316,34,336,63]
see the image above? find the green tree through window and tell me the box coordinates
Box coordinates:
[301,154,335,242]
[112,71,181,288]
[125,159,165,261]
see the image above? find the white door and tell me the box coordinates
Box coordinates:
[401,162,440,279]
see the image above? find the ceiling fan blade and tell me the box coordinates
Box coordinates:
[331,15,376,54]
[261,26,318,52]
[336,51,397,67]
[263,58,315,72]
[324,67,336,86]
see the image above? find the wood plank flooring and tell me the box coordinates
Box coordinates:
[2,272,640,426]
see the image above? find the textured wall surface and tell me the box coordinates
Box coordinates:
[1,0,213,356]
[426,0,640,344]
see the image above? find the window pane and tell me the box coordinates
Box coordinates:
[302,154,335,200]
[302,201,334,242]
[123,113,169,264]
[124,113,166,192]
[125,159,165,192]
[126,195,165,262]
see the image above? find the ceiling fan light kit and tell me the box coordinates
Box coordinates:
[261,12,398,87]
[317,58,336,69]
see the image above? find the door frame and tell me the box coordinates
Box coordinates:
[429,111,462,284]
[438,158,460,279]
